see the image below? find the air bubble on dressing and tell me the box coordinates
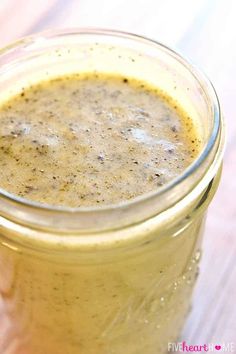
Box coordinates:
[130,128,177,151]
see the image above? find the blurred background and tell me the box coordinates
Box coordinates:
[0,0,235,349]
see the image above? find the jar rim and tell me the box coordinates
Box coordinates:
[0,28,224,232]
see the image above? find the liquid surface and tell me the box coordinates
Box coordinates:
[0,73,200,207]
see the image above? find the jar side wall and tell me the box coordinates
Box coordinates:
[0,209,206,354]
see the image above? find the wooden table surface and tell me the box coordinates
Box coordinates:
[0,0,235,351]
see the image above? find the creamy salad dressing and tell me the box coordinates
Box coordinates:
[0,73,200,207]
[0,28,223,354]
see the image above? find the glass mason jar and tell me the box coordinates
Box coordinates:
[0,29,224,354]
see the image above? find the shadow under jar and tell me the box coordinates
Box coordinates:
[0,29,224,354]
